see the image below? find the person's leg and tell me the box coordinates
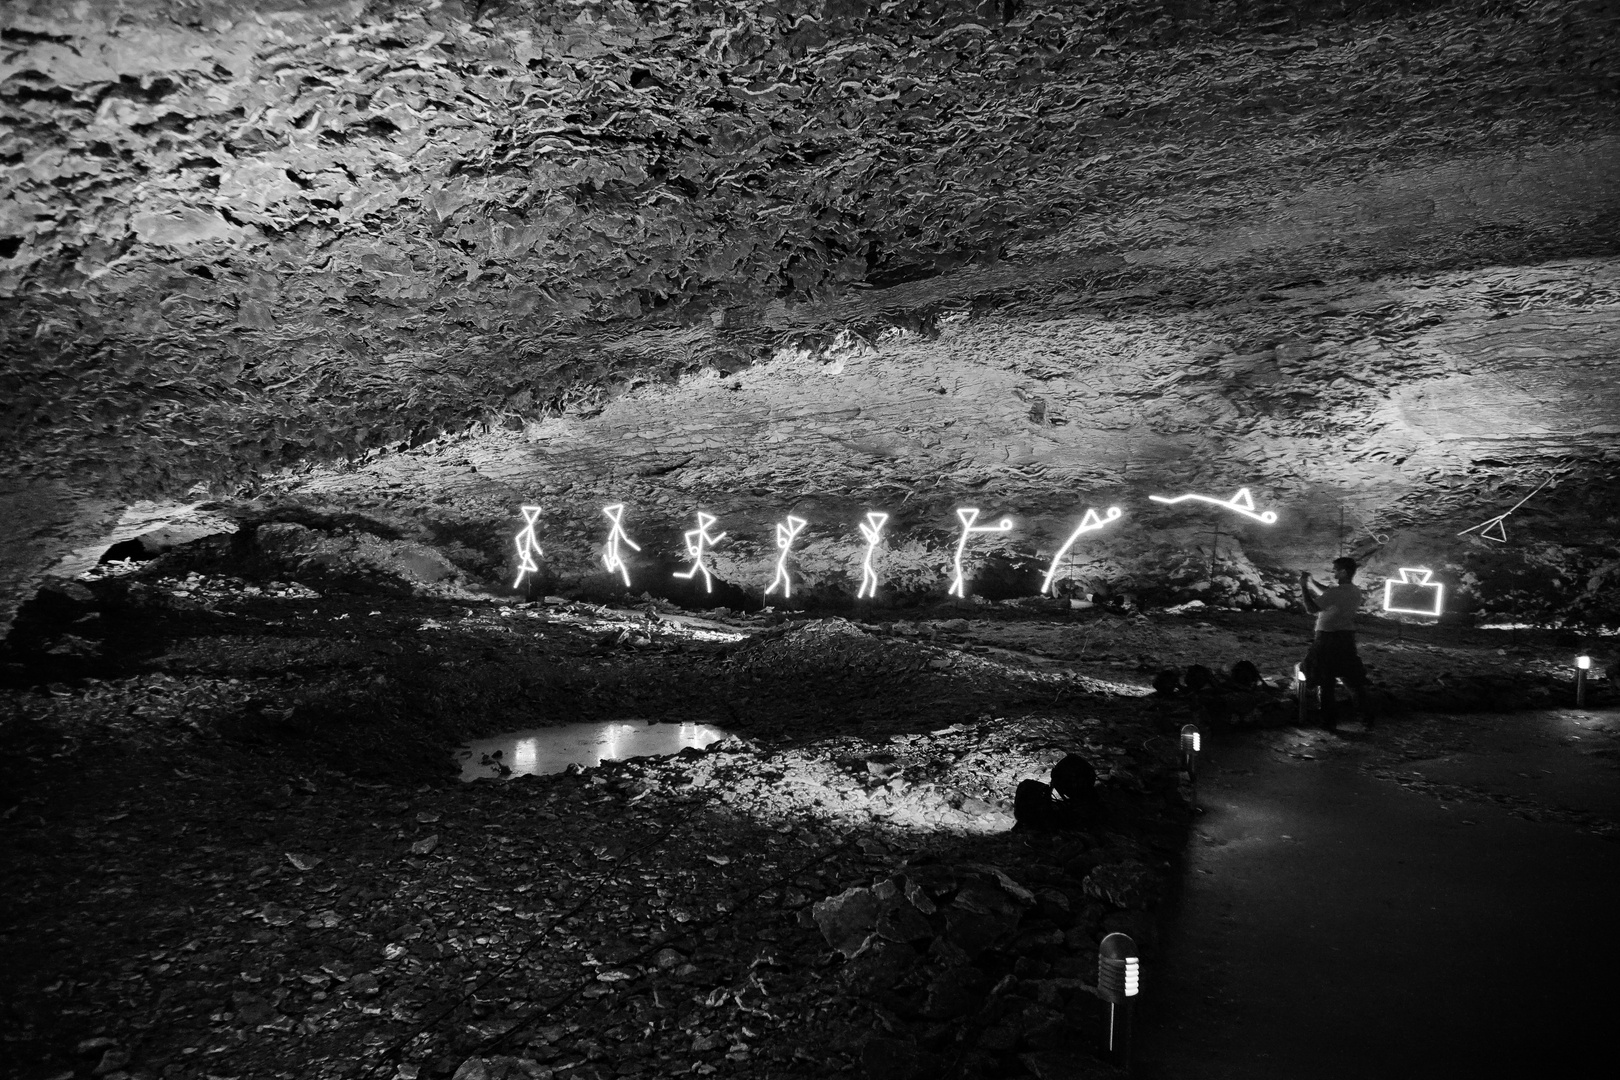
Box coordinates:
[1319,676,1340,729]
[1315,633,1350,730]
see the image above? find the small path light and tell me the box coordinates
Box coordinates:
[1295,663,1310,725]
[1180,723,1201,782]
[1098,932,1140,1069]
[1577,655,1592,707]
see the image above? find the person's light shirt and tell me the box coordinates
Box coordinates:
[1314,584,1361,632]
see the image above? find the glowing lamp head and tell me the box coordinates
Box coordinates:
[1180,724,1201,754]
[1294,663,1305,684]
[1577,655,1592,671]
[1098,932,1140,1001]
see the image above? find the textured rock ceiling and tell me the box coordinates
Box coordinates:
[3,0,1619,628]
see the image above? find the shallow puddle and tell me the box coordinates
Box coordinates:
[458,720,729,780]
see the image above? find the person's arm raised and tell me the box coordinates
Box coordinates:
[1299,572,1321,613]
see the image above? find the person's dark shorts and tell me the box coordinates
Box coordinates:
[1305,631,1366,688]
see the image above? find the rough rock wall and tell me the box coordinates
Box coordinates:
[3,0,1619,628]
[261,255,1619,612]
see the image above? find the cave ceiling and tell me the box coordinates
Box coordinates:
[2,0,1619,624]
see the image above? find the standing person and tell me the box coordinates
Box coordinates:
[1299,556,1371,730]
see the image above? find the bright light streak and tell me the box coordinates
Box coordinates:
[948,508,1014,599]
[1148,487,1278,524]
[1383,567,1445,616]
[1459,472,1557,543]
[600,503,642,587]
[856,511,889,599]
[672,511,726,593]
[1041,506,1123,594]
[513,505,543,588]
[764,515,809,598]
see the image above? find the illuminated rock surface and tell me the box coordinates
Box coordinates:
[3,4,1620,1078]
[3,0,1619,630]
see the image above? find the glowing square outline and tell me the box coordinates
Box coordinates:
[1383,567,1445,617]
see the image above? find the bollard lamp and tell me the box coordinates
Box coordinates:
[1097,931,1140,1064]
[1576,655,1591,707]
[1295,663,1309,724]
[1097,932,1140,1003]
[1180,723,1201,781]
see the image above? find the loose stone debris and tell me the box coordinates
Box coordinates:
[2,560,1614,1080]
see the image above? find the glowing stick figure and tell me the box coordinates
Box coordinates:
[1384,567,1445,617]
[1148,487,1278,524]
[856,511,889,599]
[1457,472,1556,544]
[764,515,809,598]
[1041,505,1123,595]
[948,508,1013,599]
[672,511,726,593]
[512,505,543,588]
[600,503,641,587]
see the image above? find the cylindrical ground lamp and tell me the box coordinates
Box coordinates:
[1294,663,1309,725]
[1098,931,1140,1068]
[1576,655,1591,707]
[1180,723,1201,782]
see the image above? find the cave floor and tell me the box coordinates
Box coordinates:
[1139,709,1620,1080]
[1,573,1614,1080]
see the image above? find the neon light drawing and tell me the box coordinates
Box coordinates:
[856,511,889,599]
[764,515,808,598]
[1040,505,1123,594]
[513,505,543,588]
[1148,487,1278,524]
[1458,473,1556,544]
[672,511,726,593]
[948,508,1013,599]
[1383,567,1445,617]
[600,503,641,587]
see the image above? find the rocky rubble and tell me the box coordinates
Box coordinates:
[2,543,1615,1080]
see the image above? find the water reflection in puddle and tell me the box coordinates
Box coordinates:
[458,720,729,780]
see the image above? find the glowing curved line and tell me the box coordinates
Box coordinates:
[672,511,726,593]
[948,508,1014,599]
[513,505,543,588]
[1148,487,1278,524]
[856,511,889,599]
[765,515,809,598]
[1040,505,1123,594]
[1458,473,1557,542]
[600,503,642,587]
[1383,566,1445,617]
